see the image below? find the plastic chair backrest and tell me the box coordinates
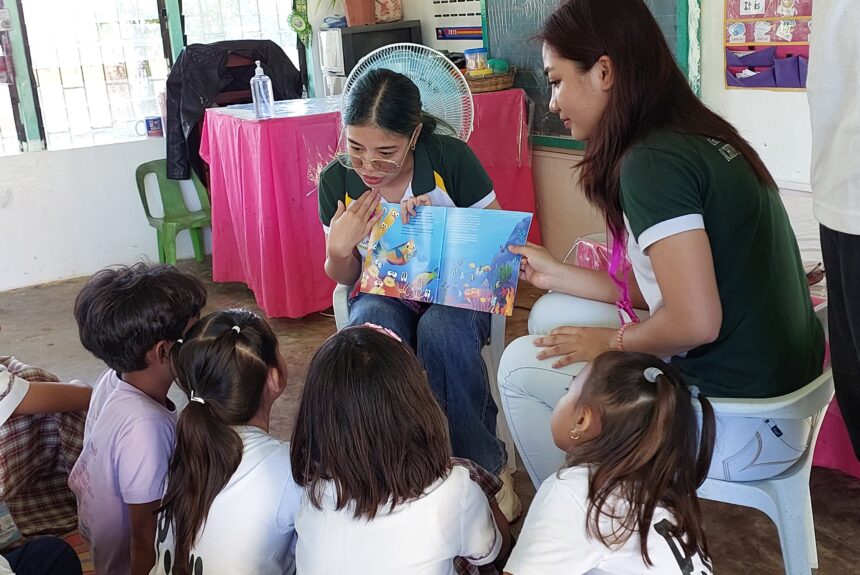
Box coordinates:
[135,160,210,220]
[697,302,832,421]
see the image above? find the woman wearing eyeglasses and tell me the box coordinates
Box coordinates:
[317,68,521,521]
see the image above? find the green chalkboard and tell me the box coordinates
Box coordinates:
[482,0,700,147]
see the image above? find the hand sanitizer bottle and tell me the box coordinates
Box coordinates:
[251,60,274,119]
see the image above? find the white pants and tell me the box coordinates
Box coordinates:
[499,292,811,487]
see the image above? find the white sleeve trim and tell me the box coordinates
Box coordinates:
[469,191,497,210]
[467,519,503,566]
[0,366,30,426]
[638,213,705,252]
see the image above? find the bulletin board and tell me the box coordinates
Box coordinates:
[724,0,811,90]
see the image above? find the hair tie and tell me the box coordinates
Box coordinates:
[643,367,663,383]
[232,326,241,334]
[362,322,403,343]
[688,385,701,399]
[189,392,205,405]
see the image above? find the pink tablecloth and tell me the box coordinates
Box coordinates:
[201,89,540,319]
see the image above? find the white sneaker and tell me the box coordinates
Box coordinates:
[496,468,523,523]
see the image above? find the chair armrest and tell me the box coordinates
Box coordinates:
[333,284,352,331]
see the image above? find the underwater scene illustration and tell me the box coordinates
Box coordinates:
[360,203,533,316]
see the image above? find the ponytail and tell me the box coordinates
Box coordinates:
[568,352,716,565]
[156,309,281,571]
[693,390,716,487]
[420,112,438,134]
[160,405,243,575]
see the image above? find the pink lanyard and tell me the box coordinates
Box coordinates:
[608,229,640,325]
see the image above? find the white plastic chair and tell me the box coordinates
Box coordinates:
[333,284,517,471]
[696,304,833,575]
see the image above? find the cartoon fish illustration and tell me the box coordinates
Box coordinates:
[379,239,417,266]
[463,288,482,300]
[408,269,439,294]
[370,207,399,243]
[369,279,385,295]
[476,265,492,275]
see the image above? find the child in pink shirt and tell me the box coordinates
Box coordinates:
[68,263,206,575]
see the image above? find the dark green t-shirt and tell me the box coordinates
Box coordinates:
[318,132,495,232]
[620,131,824,398]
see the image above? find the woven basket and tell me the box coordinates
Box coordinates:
[466,68,516,94]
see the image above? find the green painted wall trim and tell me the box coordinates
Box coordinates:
[305,43,316,97]
[480,0,489,52]
[165,0,184,63]
[531,135,586,150]
[676,0,690,78]
[6,0,41,149]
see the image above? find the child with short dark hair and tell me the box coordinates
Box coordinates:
[68,263,206,575]
[291,325,511,574]
[504,351,716,575]
[154,309,300,575]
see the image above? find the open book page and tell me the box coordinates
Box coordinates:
[360,203,445,303]
[438,208,532,316]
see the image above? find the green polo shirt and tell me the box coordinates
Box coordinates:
[620,131,824,398]
[318,132,495,234]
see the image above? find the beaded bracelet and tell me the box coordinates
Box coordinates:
[613,322,633,351]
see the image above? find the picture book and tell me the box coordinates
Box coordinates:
[359,203,533,316]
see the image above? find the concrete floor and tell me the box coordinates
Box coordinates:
[1,191,858,573]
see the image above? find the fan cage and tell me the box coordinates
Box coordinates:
[341,43,474,142]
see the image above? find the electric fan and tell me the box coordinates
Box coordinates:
[342,43,474,142]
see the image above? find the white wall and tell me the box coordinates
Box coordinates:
[701,0,811,189]
[0,139,207,291]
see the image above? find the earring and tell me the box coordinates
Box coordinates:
[569,429,581,441]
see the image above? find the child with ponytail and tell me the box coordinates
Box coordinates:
[505,351,716,575]
[153,309,300,575]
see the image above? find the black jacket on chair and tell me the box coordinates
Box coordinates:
[165,40,303,180]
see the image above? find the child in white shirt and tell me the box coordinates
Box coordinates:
[153,309,300,575]
[505,352,716,575]
[291,325,512,575]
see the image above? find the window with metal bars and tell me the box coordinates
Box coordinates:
[182,0,300,69]
[1,0,303,155]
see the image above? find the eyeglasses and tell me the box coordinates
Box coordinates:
[336,151,408,175]
[336,129,419,175]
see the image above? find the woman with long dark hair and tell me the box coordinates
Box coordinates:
[318,68,520,519]
[153,309,299,575]
[499,0,823,486]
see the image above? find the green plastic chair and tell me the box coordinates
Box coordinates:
[135,160,211,265]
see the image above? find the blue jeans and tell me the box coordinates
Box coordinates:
[349,293,506,475]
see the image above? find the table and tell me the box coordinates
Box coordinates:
[200,89,540,319]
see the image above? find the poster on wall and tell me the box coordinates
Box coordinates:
[725,0,812,90]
